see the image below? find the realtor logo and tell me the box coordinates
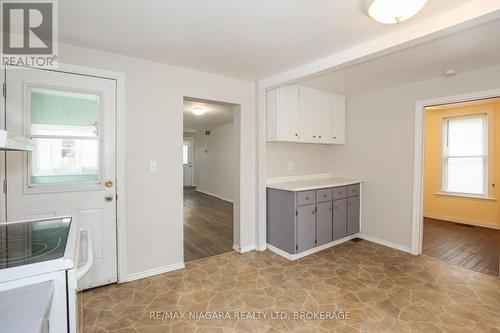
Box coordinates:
[1,0,58,68]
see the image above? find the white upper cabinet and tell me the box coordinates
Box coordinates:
[266,85,300,142]
[267,85,345,145]
[331,93,346,144]
[299,86,332,144]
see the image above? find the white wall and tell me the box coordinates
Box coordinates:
[59,44,256,279]
[330,64,500,249]
[194,123,234,201]
[266,142,331,178]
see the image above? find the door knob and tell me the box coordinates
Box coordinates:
[105,195,114,202]
[105,180,113,188]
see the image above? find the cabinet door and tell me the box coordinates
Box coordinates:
[299,86,331,143]
[297,204,316,252]
[347,196,360,235]
[316,201,333,246]
[332,199,347,240]
[278,85,300,142]
[331,93,346,144]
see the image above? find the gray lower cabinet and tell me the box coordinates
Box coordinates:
[297,205,316,252]
[347,196,360,236]
[332,199,347,240]
[267,183,360,255]
[316,201,333,246]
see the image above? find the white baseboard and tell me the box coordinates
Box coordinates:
[256,244,267,251]
[424,213,500,230]
[124,262,185,282]
[232,244,256,253]
[195,189,233,203]
[267,234,357,261]
[358,234,412,254]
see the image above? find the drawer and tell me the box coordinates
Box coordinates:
[297,191,315,206]
[332,186,347,200]
[347,184,360,197]
[316,188,332,202]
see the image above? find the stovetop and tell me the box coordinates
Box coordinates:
[0,217,72,270]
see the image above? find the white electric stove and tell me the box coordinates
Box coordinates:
[0,216,93,333]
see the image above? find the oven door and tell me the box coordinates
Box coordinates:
[67,229,94,333]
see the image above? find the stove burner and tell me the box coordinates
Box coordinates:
[0,217,71,270]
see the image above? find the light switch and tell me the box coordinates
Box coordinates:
[150,161,157,173]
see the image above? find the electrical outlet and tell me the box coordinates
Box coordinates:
[288,161,294,171]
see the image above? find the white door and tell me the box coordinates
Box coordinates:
[183,138,194,186]
[3,66,117,290]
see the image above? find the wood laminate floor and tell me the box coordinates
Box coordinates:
[423,217,500,277]
[183,187,233,262]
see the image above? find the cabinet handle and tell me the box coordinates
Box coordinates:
[313,135,316,138]
[323,194,327,197]
[295,133,299,137]
[334,206,338,210]
[333,136,337,139]
[319,135,322,139]
[329,207,333,211]
[312,210,315,214]
[305,196,310,200]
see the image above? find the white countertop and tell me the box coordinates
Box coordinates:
[267,176,361,192]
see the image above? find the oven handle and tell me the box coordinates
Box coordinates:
[76,229,94,281]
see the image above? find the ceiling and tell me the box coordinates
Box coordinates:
[183,100,234,132]
[59,0,472,81]
[300,18,500,95]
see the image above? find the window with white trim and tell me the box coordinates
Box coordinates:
[28,87,102,186]
[443,114,487,195]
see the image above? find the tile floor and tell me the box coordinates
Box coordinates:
[80,240,500,332]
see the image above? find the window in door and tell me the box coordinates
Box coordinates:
[443,114,487,195]
[28,87,102,186]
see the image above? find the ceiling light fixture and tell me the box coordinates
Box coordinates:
[192,107,207,116]
[364,0,428,24]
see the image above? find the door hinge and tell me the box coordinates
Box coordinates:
[315,239,317,244]
[2,83,5,98]
[116,194,118,201]
[3,180,7,194]
[295,210,298,216]
[296,245,298,251]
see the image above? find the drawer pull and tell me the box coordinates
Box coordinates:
[312,210,315,214]
[323,194,327,197]
[334,206,338,210]
[305,196,310,200]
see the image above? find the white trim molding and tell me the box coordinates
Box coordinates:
[358,234,412,254]
[195,189,233,203]
[267,235,358,261]
[232,244,256,253]
[125,262,185,283]
[424,214,500,230]
[412,88,500,256]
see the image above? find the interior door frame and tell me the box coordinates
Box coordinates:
[183,137,195,187]
[411,87,500,256]
[0,63,127,283]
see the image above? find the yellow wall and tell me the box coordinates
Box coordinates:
[424,101,500,229]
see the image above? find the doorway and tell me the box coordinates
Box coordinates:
[414,93,500,276]
[182,97,238,262]
[2,65,120,289]
[183,137,194,187]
